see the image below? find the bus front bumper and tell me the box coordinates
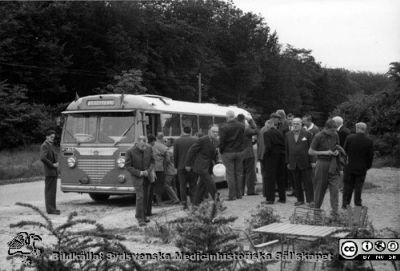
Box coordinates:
[61,185,135,194]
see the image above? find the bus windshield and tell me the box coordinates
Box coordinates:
[63,112,135,144]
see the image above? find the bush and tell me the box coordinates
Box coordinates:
[333,90,400,166]
[8,202,142,271]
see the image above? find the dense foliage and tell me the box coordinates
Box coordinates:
[0,1,397,150]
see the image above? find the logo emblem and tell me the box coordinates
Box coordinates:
[387,241,399,252]
[362,241,373,252]
[374,240,386,252]
[8,232,43,267]
[341,241,358,258]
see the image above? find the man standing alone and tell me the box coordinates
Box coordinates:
[125,136,155,226]
[40,130,60,215]
[342,122,373,209]
[219,110,245,200]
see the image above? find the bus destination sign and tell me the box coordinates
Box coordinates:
[87,100,115,106]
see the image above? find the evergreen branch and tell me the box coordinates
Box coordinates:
[15,202,54,230]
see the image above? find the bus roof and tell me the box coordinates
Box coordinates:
[63,94,253,119]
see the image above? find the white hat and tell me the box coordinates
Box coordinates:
[213,164,226,177]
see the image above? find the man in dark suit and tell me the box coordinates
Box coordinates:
[173,126,198,209]
[342,122,374,209]
[237,114,258,196]
[333,116,351,191]
[302,114,320,139]
[185,125,219,205]
[40,129,60,215]
[285,118,314,206]
[219,110,245,200]
[125,136,155,226]
[333,116,351,147]
[263,120,286,204]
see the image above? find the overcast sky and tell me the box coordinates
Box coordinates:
[233,0,400,73]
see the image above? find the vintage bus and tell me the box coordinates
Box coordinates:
[60,94,253,201]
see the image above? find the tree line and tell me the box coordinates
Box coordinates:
[0,0,398,163]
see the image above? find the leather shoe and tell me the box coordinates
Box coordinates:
[144,218,150,223]
[48,210,60,215]
[246,192,259,196]
[294,201,305,206]
[226,197,236,201]
[138,221,147,227]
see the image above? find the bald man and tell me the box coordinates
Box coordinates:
[342,122,374,209]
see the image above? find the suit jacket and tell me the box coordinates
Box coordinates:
[263,127,285,160]
[338,126,351,147]
[125,145,155,186]
[219,119,245,154]
[305,123,320,139]
[40,141,58,177]
[152,141,168,172]
[173,135,197,170]
[257,125,269,160]
[344,133,374,175]
[243,125,258,159]
[185,135,217,175]
[285,129,313,170]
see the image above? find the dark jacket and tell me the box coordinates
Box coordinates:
[285,129,313,170]
[243,124,258,159]
[338,126,351,147]
[185,136,217,175]
[173,135,197,170]
[125,145,155,186]
[219,120,245,154]
[40,141,58,177]
[344,133,374,175]
[263,127,285,159]
[305,123,320,139]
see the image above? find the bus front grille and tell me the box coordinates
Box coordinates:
[78,159,115,183]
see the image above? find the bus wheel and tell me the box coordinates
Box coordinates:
[89,193,110,202]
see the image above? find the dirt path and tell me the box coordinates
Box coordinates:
[0,167,399,270]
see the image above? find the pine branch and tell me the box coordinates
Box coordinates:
[15,202,54,230]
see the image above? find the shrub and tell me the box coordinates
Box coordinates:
[8,202,142,271]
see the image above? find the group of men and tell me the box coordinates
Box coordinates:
[258,112,374,218]
[40,109,374,226]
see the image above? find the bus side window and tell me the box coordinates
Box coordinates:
[214,116,226,127]
[161,113,180,136]
[199,116,212,136]
[145,113,161,137]
[182,114,198,136]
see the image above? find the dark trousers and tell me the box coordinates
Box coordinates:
[135,177,152,221]
[291,166,314,203]
[165,175,180,201]
[343,172,366,207]
[45,176,57,213]
[263,154,286,202]
[242,156,257,195]
[193,173,217,205]
[222,151,244,199]
[260,161,267,197]
[177,169,197,204]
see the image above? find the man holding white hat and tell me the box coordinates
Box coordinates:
[185,125,219,205]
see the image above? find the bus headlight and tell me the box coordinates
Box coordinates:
[67,157,76,168]
[117,158,125,168]
[117,174,126,183]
